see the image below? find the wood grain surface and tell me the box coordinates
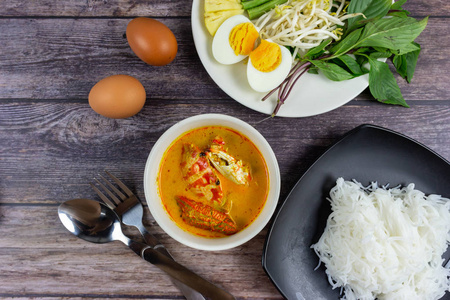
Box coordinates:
[0,0,449,299]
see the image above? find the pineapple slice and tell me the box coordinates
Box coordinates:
[205,9,244,36]
[205,0,243,12]
[204,0,244,36]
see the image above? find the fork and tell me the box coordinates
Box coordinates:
[91,171,206,300]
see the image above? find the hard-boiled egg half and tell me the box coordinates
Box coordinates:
[212,15,292,93]
[212,15,259,65]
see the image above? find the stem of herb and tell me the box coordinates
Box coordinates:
[271,65,310,117]
[281,67,309,102]
[261,60,304,102]
[280,62,311,101]
[262,61,311,117]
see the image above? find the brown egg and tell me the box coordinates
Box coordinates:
[88,75,146,119]
[126,17,178,66]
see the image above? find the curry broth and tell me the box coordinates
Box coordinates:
[158,126,269,238]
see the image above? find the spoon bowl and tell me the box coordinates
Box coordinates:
[58,198,119,244]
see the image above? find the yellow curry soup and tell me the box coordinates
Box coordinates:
[158,126,269,238]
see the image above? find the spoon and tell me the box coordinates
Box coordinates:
[58,198,235,300]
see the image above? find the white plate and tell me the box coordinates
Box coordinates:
[191,0,370,117]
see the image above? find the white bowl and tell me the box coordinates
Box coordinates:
[143,114,281,251]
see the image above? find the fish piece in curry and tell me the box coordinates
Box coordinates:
[176,196,237,235]
[207,136,251,185]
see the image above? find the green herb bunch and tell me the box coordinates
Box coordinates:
[266,0,428,116]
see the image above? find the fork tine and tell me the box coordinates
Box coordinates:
[105,170,134,197]
[90,183,116,209]
[94,178,121,205]
[98,174,127,200]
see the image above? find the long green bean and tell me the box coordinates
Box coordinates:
[247,0,288,19]
[242,0,271,10]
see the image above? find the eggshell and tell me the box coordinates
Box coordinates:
[126,17,178,66]
[88,75,146,119]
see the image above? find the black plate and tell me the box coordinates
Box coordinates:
[262,124,450,300]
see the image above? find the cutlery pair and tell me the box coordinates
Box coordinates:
[89,171,233,300]
[59,198,235,300]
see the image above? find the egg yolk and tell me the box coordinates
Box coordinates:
[229,22,259,56]
[249,40,282,72]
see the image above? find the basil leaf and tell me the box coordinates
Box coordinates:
[388,10,410,18]
[369,49,393,59]
[348,0,371,14]
[352,47,373,56]
[389,0,410,17]
[310,60,355,81]
[347,0,392,31]
[330,28,363,57]
[368,57,409,107]
[391,0,408,10]
[357,17,428,50]
[391,42,420,55]
[393,43,420,83]
[356,54,369,66]
[334,55,364,75]
[304,38,331,59]
[392,55,407,81]
[307,67,319,75]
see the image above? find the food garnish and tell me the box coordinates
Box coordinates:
[212,15,293,92]
[181,143,224,203]
[247,38,292,92]
[204,0,244,36]
[207,136,251,185]
[312,178,450,300]
[229,22,259,55]
[249,39,282,72]
[176,196,238,235]
[243,0,288,20]
[205,0,428,116]
[256,0,428,116]
[213,15,260,65]
[254,0,355,61]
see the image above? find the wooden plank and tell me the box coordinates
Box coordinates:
[0,205,282,299]
[0,0,192,18]
[0,100,449,205]
[0,0,448,17]
[0,18,448,101]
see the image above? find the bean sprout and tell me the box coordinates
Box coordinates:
[254,0,360,60]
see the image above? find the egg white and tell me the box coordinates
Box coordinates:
[247,42,292,93]
[212,15,258,65]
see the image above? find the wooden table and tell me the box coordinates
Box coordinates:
[1,0,449,299]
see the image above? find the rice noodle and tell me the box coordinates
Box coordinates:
[311,178,450,300]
